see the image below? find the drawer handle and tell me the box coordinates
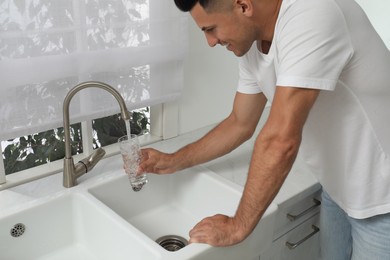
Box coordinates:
[285,225,320,250]
[287,198,321,221]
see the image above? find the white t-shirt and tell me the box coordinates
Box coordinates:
[237,0,390,219]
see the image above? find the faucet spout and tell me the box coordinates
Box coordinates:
[62,81,130,188]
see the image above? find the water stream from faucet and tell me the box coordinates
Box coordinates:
[125,119,131,137]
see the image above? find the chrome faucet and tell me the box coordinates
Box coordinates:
[62,81,130,188]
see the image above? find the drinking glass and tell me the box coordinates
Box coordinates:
[118,134,148,191]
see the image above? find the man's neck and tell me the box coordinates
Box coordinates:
[253,0,283,42]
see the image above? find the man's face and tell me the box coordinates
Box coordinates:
[190,2,255,57]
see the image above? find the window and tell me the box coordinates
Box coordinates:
[0,0,187,188]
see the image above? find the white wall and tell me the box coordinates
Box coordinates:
[355,0,390,48]
[178,18,239,135]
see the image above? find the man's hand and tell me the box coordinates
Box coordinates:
[139,148,178,174]
[189,214,247,247]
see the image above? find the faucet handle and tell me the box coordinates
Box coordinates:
[76,148,106,178]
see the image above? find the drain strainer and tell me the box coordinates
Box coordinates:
[156,235,188,252]
[10,223,26,237]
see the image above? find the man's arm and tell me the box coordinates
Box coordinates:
[188,86,320,246]
[140,92,267,174]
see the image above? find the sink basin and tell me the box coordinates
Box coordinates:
[88,167,277,260]
[0,192,159,260]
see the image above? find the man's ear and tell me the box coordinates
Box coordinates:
[235,0,253,17]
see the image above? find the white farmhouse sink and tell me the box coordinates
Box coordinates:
[0,192,159,260]
[0,166,276,260]
[88,167,277,260]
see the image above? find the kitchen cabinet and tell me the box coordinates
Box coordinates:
[260,189,322,260]
[261,213,320,260]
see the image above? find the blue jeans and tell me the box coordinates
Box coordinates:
[320,191,390,260]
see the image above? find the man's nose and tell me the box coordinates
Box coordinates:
[205,33,219,47]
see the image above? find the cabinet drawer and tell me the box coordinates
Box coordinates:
[273,189,321,239]
[262,213,320,260]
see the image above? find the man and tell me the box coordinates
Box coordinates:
[140,0,390,258]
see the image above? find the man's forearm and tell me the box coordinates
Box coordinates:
[233,130,300,240]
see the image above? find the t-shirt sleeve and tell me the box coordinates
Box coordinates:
[237,50,262,94]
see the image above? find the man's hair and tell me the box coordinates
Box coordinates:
[174,0,231,12]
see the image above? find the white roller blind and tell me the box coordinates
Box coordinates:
[0,0,188,140]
